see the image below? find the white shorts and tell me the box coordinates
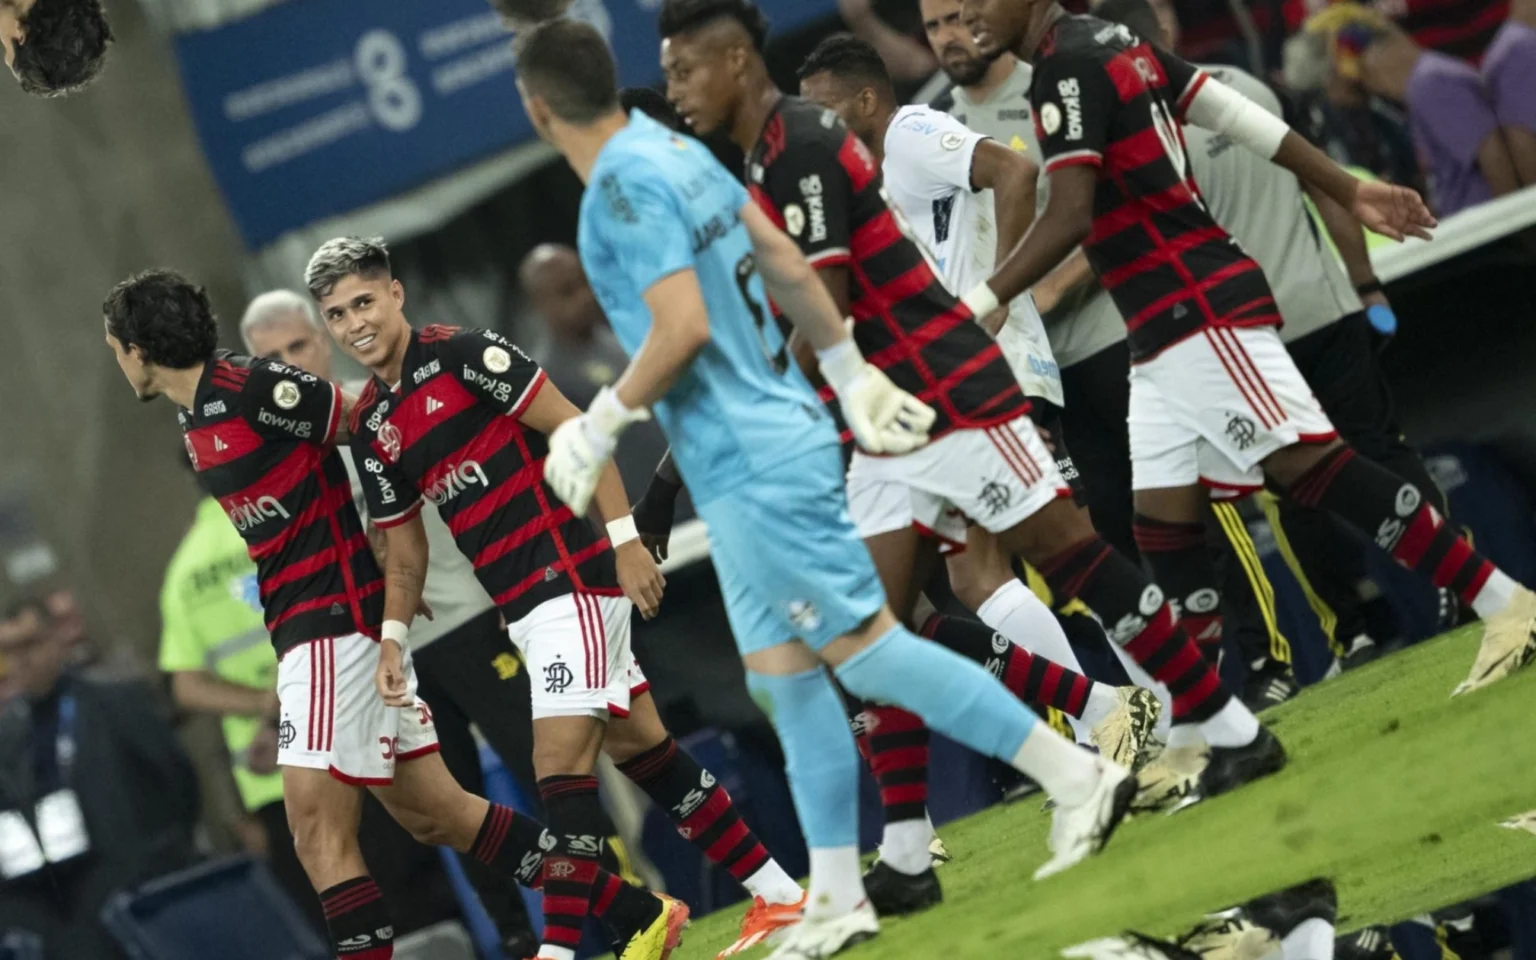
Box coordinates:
[506,591,649,721]
[276,633,439,787]
[846,415,1071,548]
[1129,325,1337,498]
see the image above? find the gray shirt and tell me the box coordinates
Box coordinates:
[1184,66,1360,343]
[942,60,1125,369]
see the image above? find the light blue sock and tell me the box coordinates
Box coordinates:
[746,665,861,849]
[835,623,1038,761]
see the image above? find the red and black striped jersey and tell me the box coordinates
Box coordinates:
[745,96,1029,441]
[179,352,382,656]
[350,325,619,623]
[1030,15,1280,363]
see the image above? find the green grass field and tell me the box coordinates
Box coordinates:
[671,626,1536,959]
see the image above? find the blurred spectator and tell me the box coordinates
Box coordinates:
[0,598,198,960]
[1375,0,1509,63]
[520,244,671,501]
[1309,4,1534,214]
[836,0,937,89]
[1480,14,1536,183]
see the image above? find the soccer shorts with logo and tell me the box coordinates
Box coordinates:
[275,632,440,786]
[505,592,649,720]
[1129,325,1337,497]
[845,414,1071,548]
[697,444,888,656]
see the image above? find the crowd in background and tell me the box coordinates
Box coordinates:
[2,0,1536,956]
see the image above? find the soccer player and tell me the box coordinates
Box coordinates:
[964,0,1536,743]
[517,17,1138,958]
[1,0,111,96]
[918,0,1299,711]
[102,271,678,960]
[658,0,1276,817]
[308,237,806,960]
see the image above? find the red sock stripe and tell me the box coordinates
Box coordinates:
[1171,665,1224,720]
[617,739,679,784]
[1460,559,1496,606]
[919,612,944,638]
[704,818,752,863]
[472,804,514,864]
[871,744,929,771]
[869,706,927,735]
[346,947,394,960]
[543,922,584,948]
[1132,520,1207,552]
[680,783,732,833]
[539,775,599,800]
[1290,447,1356,508]
[729,842,771,880]
[591,873,622,916]
[1063,672,1091,717]
[1000,647,1035,700]
[323,884,381,917]
[543,894,598,916]
[1036,660,1064,707]
[1393,507,1442,568]
[878,782,930,806]
[1431,537,1490,601]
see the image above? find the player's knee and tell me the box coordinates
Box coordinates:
[287,804,354,872]
[1264,437,1346,489]
[398,809,459,848]
[1001,498,1095,566]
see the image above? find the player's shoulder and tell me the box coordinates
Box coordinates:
[348,375,391,438]
[886,106,973,161]
[777,96,850,149]
[1044,14,1130,62]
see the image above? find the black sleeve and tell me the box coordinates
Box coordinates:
[444,328,546,417]
[1031,50,1119,173]
[241,359,342,445]
[352,390,424,529]
[759,113,858,267]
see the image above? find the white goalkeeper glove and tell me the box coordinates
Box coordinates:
[817,336,935,455]
[544,386,650,515]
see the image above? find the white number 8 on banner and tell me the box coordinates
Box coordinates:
[356,29,422,132]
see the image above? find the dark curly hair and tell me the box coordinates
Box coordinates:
[797,33,892,97]
[620,86,684,132]
[657,0,768,51]
[12,0,112,98]
[102,270,218,370]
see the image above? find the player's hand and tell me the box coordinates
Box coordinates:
[839,365,937,455]
[247,722,280,775]
[633,476,682,563]
[375,638,413,708]
[1351,180,1435,242]
[615,540,666,619]
[979,306,1009,336]
[544,388,651,515]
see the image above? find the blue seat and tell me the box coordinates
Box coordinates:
[101,855,328,960]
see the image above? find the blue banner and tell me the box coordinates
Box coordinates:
[173,0,834,249]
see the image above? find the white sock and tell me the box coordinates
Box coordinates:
[1079,683,1122,728]
[1471,567,1520,619]
[1110,642,1174,739]
[977,580,1085,671]
[1281,918,1335,960]
[1011,724,1102,807]
[806,846,865,919]
[877,818,934,876]
[1199,697,1260,748]
[539,948,576,960]
[742,858,805,905]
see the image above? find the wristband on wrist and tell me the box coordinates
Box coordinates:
[1354,279,1384,297]
[606,515,639,547]
[961,281,1000,319]
[381,619,410,645]
[587,386,639,439]
[815,335,865,393]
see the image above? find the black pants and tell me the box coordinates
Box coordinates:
[1272,313,1445,648]
[1058,339,1286,669]
[412,608,540,940]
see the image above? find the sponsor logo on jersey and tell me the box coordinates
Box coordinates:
[227,495,290,531]
[798,175,827,244]
[202,400,226,416]
[691,207,740,254]
[412,359,441,384]
[463,366,514,404]
[426,397,444,416]
[1056,78,1084,140]
[997,108,1031,121]
[940,131,965,151]
[272,380,302,410]
[364,457,397,504]
[423,460,488,505]
[257,407,313,438]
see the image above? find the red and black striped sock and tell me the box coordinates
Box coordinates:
[320,876,394,959]
[1288,446,1505,611]
[1132,514,1223,661]
[537,775,609,957]
[920,613,1091,718]
[615,738,771,884]
[851,705,930,825]
[1039,535,1230,723]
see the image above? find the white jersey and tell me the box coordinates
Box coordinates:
[939,62,1126,370]
[881,104,1064,405]
[340,381,495,652]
